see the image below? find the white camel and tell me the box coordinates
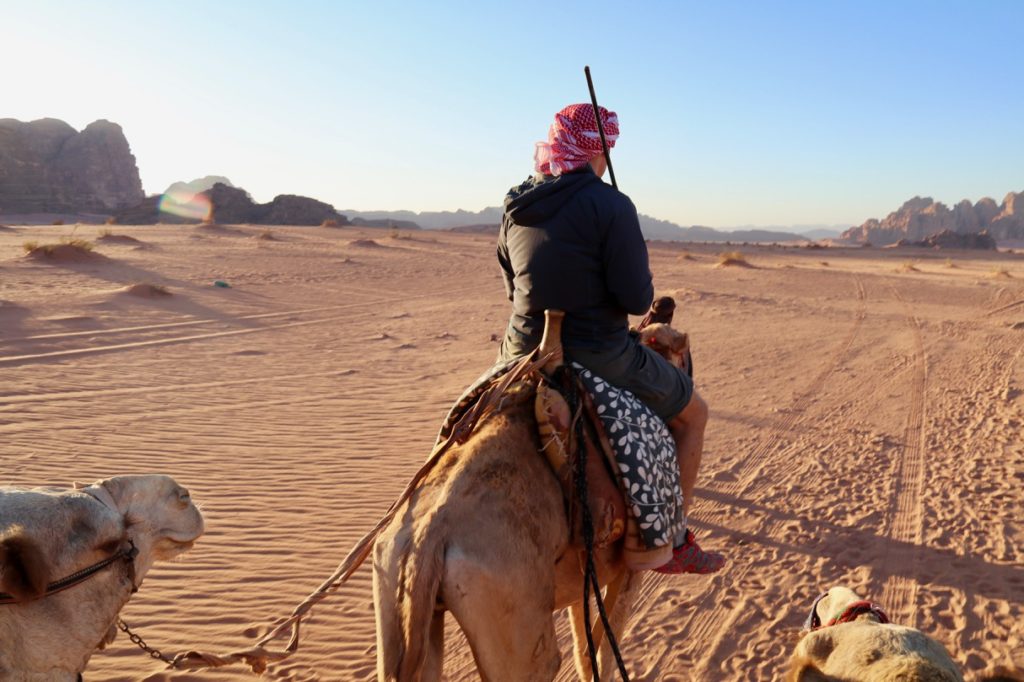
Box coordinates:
[0,474,204,680]
[788,586,963,682]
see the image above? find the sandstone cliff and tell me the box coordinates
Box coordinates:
[843,191,1024,245]
[0,118,144,213]
[115,182,349,226]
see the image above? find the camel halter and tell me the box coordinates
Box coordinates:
[0,484,139,604]
[0,481,138,602]
[805,595,891,631]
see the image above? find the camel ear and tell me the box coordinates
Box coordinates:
[73,481,87,489]
[0,531,49,600]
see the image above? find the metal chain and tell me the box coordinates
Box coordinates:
[117,618,175,666]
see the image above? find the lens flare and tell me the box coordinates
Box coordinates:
[159,190,213,221]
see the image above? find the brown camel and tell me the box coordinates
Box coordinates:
[373,394,638,681]
[373,314,699,680]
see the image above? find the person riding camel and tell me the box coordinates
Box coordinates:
[496,102,725,574]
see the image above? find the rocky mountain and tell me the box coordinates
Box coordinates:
[164,175,235,196]
[341,207,501,230]
[115,182,348,226]
[842,191,1024,245]
[341,206,808,242]
[0,118,144,213]
[893,229,997,250]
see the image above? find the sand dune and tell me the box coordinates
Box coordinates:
[1,225,1022,680]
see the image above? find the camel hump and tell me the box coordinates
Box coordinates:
[538,309,565,373]
[0,528,49,600]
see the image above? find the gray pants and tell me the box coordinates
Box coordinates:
[498,333,693,421]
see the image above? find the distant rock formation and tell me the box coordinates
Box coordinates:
[348,217,421,230]
[448,223,499,234]
[342,207,500,230]
[893,229,997,250]
[0,118,144,213]
[114,182,349,226]
[164,175,235,196]
[341,206,809,242]
[843,191,1024,245]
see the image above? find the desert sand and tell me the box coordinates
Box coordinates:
[1,224,1021,681]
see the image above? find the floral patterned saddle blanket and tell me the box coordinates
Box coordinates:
[437,358,686,553]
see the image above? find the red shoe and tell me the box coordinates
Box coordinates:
[653,529,725,575]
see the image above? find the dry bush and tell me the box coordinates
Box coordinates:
[100,228,113,238]
[991,267,1012,278]
[899,261,919,272]
[321,218,340,228]
[944,258,957,268]
[52,219,64,225]
[22,237,94,257]
[105,216,118,225]
[124,282,171,297]
[61,237,94,251]
[717,251,751,267]
[257,229,277,241]
[678,251,696,261]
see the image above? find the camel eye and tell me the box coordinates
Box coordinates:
[176,489,191,506]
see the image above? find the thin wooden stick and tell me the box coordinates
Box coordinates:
[584,65,618,190]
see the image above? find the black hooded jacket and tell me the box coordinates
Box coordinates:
[497,165,654,355]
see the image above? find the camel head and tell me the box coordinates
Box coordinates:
[789,585,964,682]
[638,323,689,370]
[804,585,872,629]
[89,474,204,578]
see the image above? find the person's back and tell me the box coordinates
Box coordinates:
[497,165,653,358]
[494,102,726,575]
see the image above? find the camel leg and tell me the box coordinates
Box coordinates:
[568,570,639,681]
[420,610,445,682]
[444,552,561,681]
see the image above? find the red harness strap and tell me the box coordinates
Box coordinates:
[824,600,891,628]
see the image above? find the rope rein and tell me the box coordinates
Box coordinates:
[560,364,630,681]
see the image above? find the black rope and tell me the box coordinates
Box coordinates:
[558,365,630,681]
[0,542,136,604]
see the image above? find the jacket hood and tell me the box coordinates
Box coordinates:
[504,166,602,227]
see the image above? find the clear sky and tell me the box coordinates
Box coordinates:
[5,1,1022,228]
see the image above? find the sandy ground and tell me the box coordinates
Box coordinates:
[1,224,1021,681]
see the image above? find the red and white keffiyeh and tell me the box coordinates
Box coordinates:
[534,103,619,177]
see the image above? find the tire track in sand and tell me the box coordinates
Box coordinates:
[878,284,928,625]
[0,284,397,345]
[553,274,868,681]
[0,284,482,367]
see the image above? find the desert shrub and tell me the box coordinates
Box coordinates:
[321,218,340,228]
[105,216,118,225]
[899,261,919,272]
[52,219,64,225]
[717,251,750,267]
[23,237,94,256]
[60,237,94,251]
